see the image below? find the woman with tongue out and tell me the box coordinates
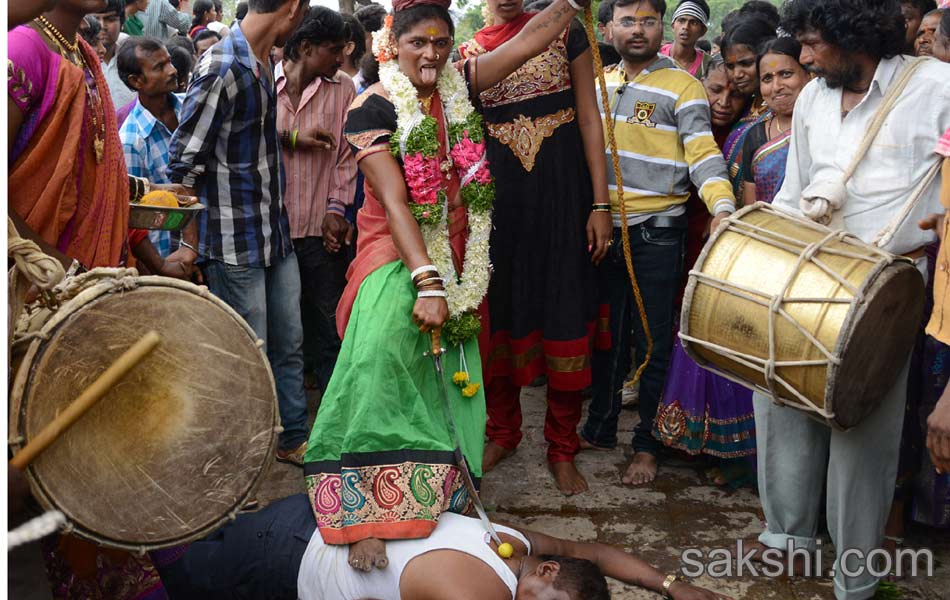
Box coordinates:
[458,0,613,498]
[302,0,591,574]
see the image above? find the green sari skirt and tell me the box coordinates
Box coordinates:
[303,260,486,544]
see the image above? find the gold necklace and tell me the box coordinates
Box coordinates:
[36,16,78,53]
[419,94,434,115]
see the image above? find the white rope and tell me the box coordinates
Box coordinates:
[7,511,66,549]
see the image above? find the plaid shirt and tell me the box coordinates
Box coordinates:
[119,93,184,257]
[167,23,292,267]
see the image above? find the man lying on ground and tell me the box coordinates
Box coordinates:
[154,493,731,599]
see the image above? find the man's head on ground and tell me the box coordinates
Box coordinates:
[935,9,950,61]
[916,8,945,55]
[720,16,775,96]
[671,0,709,50]
[247,0,310,47]
[610,0,666,63]
[901,0,938,53]
[194,28,220,57]
[515,555,610,600]
[703,54,748,128]
[95,0,124,55]
[781,0,906,90]
[341,13,366,74]
[118,36,179,98]
[283,6,347,80]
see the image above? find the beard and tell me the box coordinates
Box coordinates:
[806,60,861,90]
[617,37,661,63]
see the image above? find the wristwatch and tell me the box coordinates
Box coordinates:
[662,574,678,598]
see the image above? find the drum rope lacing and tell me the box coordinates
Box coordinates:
[680,203,906,420]
[581,7,653,388]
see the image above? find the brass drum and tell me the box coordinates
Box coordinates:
[9,270,279,551]
[681,203,924,430]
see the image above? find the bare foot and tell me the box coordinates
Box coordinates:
[621,452,658,485]
[579,437,611,452]
[482,441,515,473]
[348,537,388,572]
[549,461,589,495]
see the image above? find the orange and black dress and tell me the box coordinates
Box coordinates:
[460,18,607,463]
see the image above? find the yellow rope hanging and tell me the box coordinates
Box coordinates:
[581,7,652,388]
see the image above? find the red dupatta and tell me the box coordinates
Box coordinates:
[472,12,536,52]
[336,92,467,338]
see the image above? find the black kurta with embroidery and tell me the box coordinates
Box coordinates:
[460,21,605,391]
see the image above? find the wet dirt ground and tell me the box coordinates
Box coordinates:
[258,385,949,599]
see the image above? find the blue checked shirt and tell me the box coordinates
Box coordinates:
[119,93,184,257]
[167,23,292,267]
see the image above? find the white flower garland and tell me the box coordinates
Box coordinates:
[378,59,493,324]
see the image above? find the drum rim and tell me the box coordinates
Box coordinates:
[9,273,279,551]
[681,202,917,429]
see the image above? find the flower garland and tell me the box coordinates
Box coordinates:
[374,20,496,350]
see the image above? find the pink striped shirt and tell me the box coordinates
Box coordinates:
[277,68,357,239]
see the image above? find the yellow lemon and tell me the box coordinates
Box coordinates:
[497,542,514,558]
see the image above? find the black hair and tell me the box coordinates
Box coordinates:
[342,13,367,65]
[235,1,249,21]
[169,45,194,86]
[102,0,126,25]
[213,0,223,12]
[739,0,780,30]
[611,0,667,20]
[165,33,197,57]
[720,15,776,55]
[117,36,166,88]
[540,555,610,600]
[194,28,222,48]
[597,0,616,25]
[80,15,102,47]
[125,0,139,6]
[192,0,214,28]
[696,38,712,52]
[757,35,804,69]
[248,0,307,15]
[284,6,347,61]
[721,9,741,34]
[942,9,950,36]
[354,3,388,33]
[902,0,938,15]
[780,0,906,61]
[169,0,180,7]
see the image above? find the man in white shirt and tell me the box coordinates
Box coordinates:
[96,0,137,110]
[745,2,950,600]
[142,0,191,39]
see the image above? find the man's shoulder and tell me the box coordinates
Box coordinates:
[912,57,950,88]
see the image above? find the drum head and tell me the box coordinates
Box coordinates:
[11,279,277,550]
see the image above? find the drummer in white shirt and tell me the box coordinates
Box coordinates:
[744,1,950,600]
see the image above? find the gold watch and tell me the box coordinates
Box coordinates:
[662,574,678,598]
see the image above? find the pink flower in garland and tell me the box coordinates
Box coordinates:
[472,164,492,185]
[403,153,442,205]
[450,133,486,170]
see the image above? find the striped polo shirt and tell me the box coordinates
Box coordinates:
[598,56,735,226]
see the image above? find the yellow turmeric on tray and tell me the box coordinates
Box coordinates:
[138,191,179,208]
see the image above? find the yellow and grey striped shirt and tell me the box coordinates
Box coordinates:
[598,57,735,225]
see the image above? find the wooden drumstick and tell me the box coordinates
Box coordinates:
[10,331,162,470]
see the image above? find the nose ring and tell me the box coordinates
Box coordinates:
[435,53,440,60]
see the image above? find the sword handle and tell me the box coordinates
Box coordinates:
[430,327,443,357]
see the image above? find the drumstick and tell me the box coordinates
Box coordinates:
[10,331,162,470]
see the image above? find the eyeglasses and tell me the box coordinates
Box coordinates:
[613,17,661,29]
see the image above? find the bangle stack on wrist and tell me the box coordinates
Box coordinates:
[129,175,151,203]
[591,203,611,213]
[661,574,678,598]
[411,264,445,297]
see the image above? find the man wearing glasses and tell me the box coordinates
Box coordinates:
[582,0,735,486]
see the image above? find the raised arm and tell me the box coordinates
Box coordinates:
[471,0,588,94]
[522,528,733,600]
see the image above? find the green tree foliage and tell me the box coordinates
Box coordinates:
[704,0,782,34]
